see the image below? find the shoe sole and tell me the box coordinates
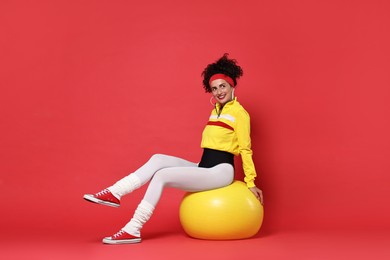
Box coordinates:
[83,194,120,208]
[102,237,142,244]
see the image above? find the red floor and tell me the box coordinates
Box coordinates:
[2,228,389,259]
[1,188,389,259]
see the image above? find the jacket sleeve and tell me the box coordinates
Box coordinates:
[236,109,257,188]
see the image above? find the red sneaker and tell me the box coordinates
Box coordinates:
[103,230,141,244]
[83,189,120,208]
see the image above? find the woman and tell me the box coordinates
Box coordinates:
[83,53,263,244]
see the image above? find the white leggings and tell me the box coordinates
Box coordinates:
[107,154,234,236]
[110,154,234,207]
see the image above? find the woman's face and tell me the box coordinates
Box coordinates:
[210,79,234,106]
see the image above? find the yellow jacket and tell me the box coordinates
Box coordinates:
[201,97,257,187]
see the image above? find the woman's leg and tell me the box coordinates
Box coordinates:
[84,154,197,208]
[121,164,234,237]
[144,163,234,206]
[108,154,197,198]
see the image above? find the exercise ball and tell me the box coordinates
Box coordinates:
[179,180,264,240]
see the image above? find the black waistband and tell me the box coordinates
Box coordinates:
[198,148,234,168]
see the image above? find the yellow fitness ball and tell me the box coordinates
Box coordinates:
[179,181,264,240]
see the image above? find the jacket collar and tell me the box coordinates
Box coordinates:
[216,97,237,112]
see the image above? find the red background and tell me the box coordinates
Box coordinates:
[1,0,390,259]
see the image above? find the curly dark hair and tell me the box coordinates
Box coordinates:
[201,53,243,92]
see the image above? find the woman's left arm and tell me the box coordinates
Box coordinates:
[236,109,264,205]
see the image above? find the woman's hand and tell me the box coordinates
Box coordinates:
[249,186,264,205]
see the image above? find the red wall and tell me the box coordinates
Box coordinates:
[1,0,390,235]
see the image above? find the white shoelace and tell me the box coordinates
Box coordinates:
[96,189,109,196]
[112,230,125,238]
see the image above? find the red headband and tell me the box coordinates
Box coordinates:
[209,73,235,87]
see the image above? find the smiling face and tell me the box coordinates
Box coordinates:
[210,79,234,106]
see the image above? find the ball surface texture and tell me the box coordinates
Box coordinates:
[180,180,264,240]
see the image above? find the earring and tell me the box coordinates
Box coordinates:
[210,96,217,106]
